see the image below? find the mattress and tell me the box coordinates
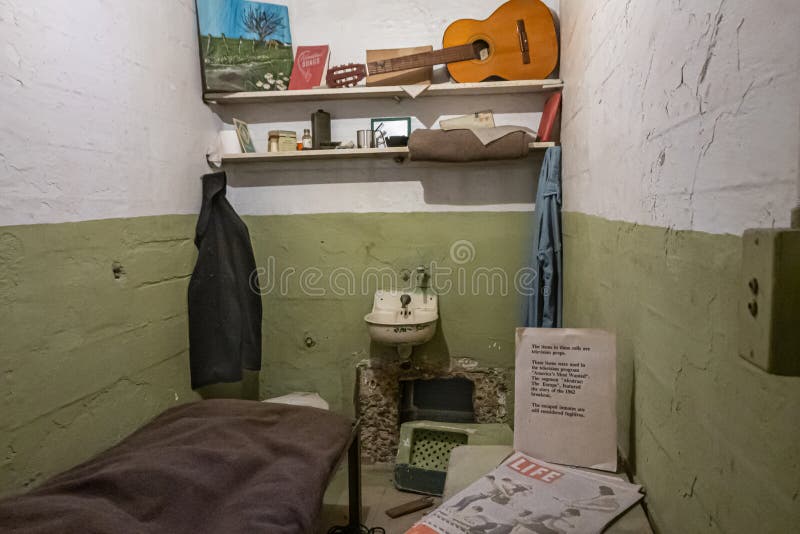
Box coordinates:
[0,399,354,534]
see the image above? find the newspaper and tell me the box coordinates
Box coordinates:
[406,452,643,534]
[514,328,617,472]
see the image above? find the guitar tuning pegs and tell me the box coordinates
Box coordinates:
[326,62,368,88]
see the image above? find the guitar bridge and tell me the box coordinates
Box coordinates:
[517,19,531,64]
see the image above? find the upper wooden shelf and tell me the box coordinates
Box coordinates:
[204,79,563,105]
[220,142,556,164]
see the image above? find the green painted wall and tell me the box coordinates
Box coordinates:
[5,208,796,532]
[0,216,201,497]
[0,211,533,496]
[562,212,800,533]
[245,212,534,415]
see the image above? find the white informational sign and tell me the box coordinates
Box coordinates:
[514,328,617,472]
[407,452,643,534]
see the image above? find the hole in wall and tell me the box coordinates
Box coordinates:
[358,364,507,463]
[112,261,126,280]
[399,377,476,426]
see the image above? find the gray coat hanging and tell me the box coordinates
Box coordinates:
[188,172,262,389]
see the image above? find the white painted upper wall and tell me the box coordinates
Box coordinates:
[224,0,559,216]
[9,0,793,230]
[560,0,800,235]
[0,0,561,225]
[0,0,220,227]
[289,0,559,74]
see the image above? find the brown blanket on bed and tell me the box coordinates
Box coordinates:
[0,399,354,534]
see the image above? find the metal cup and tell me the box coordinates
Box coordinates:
[357,130,376,149]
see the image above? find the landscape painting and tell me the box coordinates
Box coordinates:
[196,0,293,93]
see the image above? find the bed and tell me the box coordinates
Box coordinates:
[0,399,362,534]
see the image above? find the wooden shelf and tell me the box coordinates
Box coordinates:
[205,79,563,105]
[221,142,556,164]
[221,147,408,163]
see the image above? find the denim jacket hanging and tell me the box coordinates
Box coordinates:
[524,147,562,328]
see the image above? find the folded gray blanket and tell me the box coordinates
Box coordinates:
[408,129,533,162]
[0,400,353,534]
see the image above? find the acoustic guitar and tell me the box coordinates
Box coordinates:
[326,0,558,88]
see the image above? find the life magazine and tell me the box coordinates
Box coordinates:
[407,452,643,534]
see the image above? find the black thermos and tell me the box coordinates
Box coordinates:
[311,109,331,149]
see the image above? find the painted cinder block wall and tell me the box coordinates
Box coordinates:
[223,0,558,413]
[0,0,557,496]
[560,1,800,532]
[0,2,218,495]
[8,3,796,531]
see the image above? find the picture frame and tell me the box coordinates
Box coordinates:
[371,117,411,138]
[233,118,256,153]
[195,0,293,94]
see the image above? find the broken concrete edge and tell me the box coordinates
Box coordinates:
[358,357,512,464]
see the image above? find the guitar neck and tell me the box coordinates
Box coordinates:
[367,44,478,75]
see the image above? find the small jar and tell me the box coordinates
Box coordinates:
[268,132,279,153]
[268,130,297,152]
[302,129,312,150]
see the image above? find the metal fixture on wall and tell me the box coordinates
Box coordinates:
[738,229,800,375]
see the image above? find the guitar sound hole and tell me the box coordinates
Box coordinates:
[472,40,490,61]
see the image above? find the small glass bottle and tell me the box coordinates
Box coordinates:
[302,129,312,150]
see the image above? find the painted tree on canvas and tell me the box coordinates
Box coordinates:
[241,5,284,47]
[196,0,293,92]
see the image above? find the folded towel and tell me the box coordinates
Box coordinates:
[408,128,533,162]
[440,124,537,146]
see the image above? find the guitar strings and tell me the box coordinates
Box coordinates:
[368,44,478,74]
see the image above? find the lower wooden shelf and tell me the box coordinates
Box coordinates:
[221,142,556,164]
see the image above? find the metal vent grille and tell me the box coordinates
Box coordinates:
[409,429,468,471]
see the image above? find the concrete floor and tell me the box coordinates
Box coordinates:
[319,464,441,534]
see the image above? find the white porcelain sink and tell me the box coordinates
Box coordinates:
[365,290,438,357]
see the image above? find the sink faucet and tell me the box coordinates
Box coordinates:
[400,294,412,317]
[415,265,430,303]
[415,265,430,289]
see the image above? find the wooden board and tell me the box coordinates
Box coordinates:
[219,143,555,164]
[204,79,563,104]
[221,147,409,163]
[366,46,433,87]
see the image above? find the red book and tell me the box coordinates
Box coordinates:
[537,91,562,142]
[288,45,330,90]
